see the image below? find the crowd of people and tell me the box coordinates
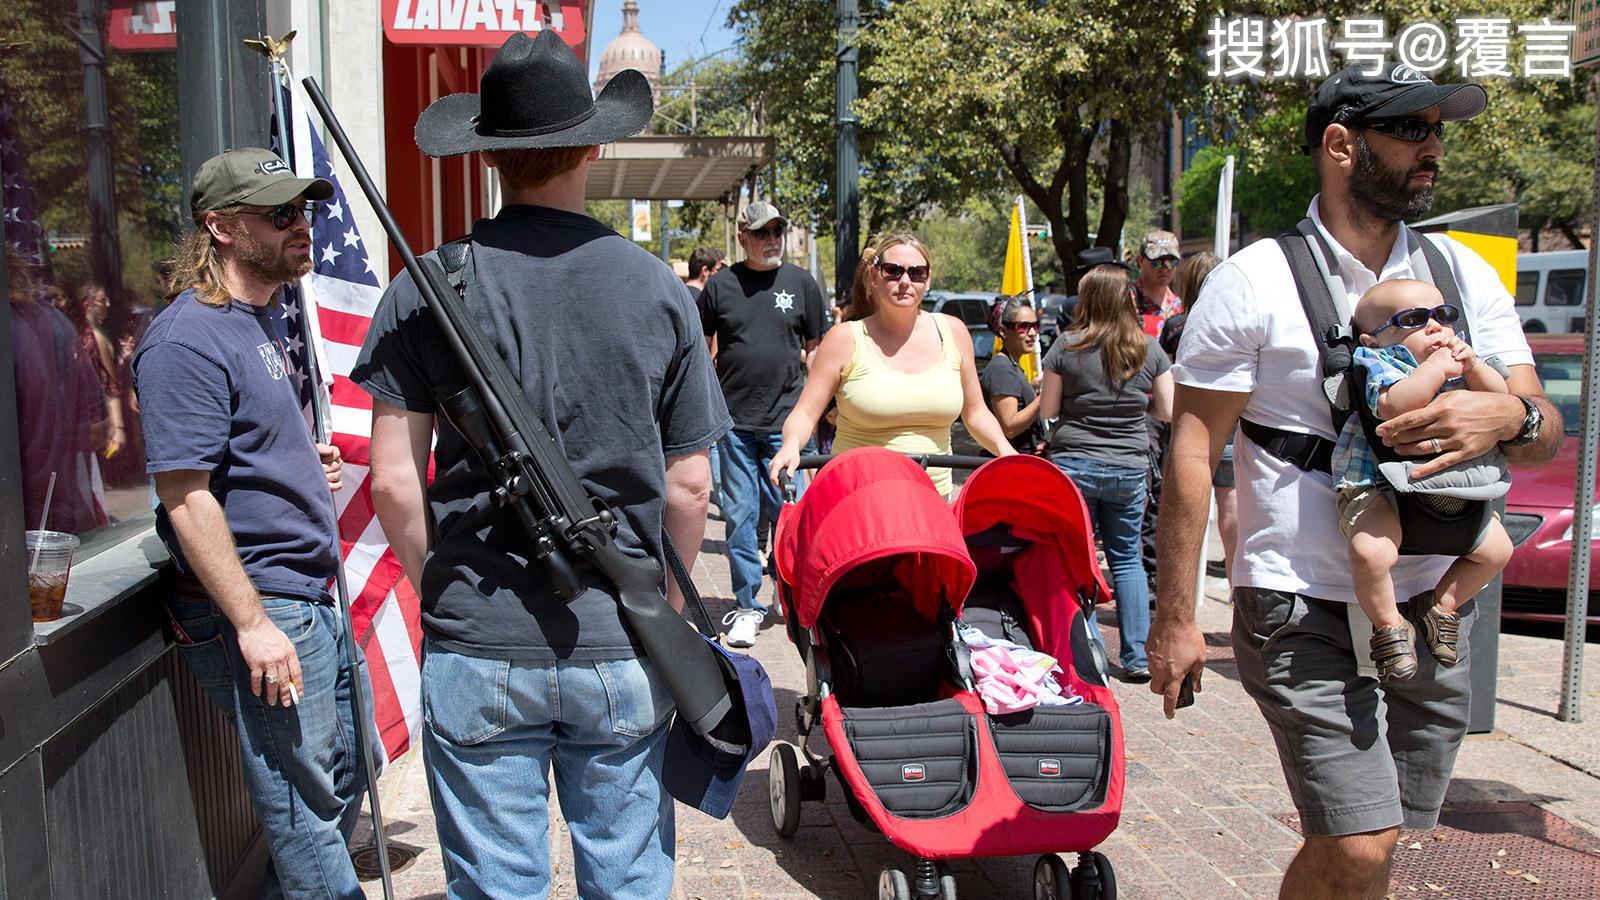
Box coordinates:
[18,24,1560,898]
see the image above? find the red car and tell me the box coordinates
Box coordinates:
[1501,334,1599,625]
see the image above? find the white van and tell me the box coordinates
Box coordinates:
[1515,250,1588,333]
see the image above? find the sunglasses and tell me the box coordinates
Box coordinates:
[745,225,786,240]
[1357,117,1445,143]
[237,201,315,230]
[875,261,930,283]
[1147,256,1179,270]
[1004,320,1040,332]
[1369,303,1460,337]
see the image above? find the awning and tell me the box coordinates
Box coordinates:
[586,135,774,201]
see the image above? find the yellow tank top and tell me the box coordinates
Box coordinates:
[832,314,965,496]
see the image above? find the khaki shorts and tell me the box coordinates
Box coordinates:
[1336,485,1394,540]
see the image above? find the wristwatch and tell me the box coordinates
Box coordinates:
[1502,396,1543,447]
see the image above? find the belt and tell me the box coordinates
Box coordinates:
[1237,418,1335,476]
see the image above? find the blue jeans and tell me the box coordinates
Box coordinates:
[168,591,375,900]
[1053,455,1152,671]
[719,429,787,610]
[708,440,724,509]
[421,643,676,899]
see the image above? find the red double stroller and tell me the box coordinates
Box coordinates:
[769,449,1125,900]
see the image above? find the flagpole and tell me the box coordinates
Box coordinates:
[248,33,397,900]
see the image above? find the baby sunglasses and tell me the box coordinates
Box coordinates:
[1369,303,1460,337]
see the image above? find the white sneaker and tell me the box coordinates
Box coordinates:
[723,608,763,648]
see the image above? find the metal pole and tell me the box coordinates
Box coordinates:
[258,46,396,896]
[1558,72,1600,724]
[834,0,860,301]
[76,0,122,296]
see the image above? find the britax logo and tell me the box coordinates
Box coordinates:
[901,764,926,783]
[1038,758,1062,777]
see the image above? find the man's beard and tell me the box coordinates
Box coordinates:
[759,248,783,266]
[233,225,313,284]
[1349,134,1437,222]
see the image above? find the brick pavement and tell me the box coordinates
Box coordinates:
[359,505,1600,899]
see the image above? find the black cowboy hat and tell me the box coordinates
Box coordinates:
[415,30,653,158]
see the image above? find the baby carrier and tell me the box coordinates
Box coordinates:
[1238,218,1503,557]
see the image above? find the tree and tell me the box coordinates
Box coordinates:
[846,0,1257,283]
[1177,111,1318,241]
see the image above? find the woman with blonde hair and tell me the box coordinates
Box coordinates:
[770,232,1015,497]
[1040,264,1174,681]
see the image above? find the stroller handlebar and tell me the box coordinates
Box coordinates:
[779,453,994,502]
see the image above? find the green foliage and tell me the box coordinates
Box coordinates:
[1177,139,1317,240]
[1,0,183,301]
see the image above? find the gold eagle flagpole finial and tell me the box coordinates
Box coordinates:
[242,30,296,66]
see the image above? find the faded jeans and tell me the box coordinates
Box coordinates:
[1052,454,1153,671]
[168,587,375,899]
[420,642,676,899]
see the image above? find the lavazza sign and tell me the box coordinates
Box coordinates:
[382,0,587,47]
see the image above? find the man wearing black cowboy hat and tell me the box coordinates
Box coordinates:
[1149,62,1561,897]
[355,30,730,898]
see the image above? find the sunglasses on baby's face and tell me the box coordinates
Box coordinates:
[875,261,930,283]
[1369,303,1460,337]
[1356,117,1445,144]
[237,201,315,230]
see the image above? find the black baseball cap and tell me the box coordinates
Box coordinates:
[1301,62,1487,155]
[190,148,333,215]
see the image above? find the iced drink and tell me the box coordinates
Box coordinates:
[26,530,79,623]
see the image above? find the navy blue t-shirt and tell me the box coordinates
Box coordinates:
[133,290,338,603]
[352,205,731,660]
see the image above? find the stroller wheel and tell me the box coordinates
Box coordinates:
[1032,854,1072,900]
[1069,851,1116,900]
[769,743,803,837]
[877,866,912,900]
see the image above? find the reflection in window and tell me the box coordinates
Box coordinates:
[1546,270,1585,307]
[3,0,182,550]
[1515,272,1538,307]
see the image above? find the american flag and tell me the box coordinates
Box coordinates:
[273,81,425,764]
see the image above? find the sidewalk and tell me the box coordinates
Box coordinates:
[358,508,1600,899]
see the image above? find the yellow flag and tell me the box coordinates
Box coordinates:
[999,197,1038,382]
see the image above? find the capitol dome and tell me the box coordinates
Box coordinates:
[593,0,661,102]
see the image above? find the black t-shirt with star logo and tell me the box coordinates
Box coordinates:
[698,261,826,432]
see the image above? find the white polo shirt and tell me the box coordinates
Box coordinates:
[1172,196,1532,604]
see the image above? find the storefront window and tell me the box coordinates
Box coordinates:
[3,0,182,553]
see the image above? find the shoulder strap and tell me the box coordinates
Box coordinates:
[1406,227,1470,344]
[1276,218,1356,433]
[427,238,716,629]
[439,236,472,297]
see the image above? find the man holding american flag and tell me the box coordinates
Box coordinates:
[131,148,372,899]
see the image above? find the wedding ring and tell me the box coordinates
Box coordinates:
[266,674,279,683]
[1430,437,1442,454]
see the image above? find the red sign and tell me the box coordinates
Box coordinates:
[107,0,177,52]
[382,0,588,52]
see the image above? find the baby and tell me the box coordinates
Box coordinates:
[1332,279,1515,684]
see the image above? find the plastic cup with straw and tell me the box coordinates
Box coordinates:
[26,472,79,622]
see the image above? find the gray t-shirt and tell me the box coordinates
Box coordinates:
[1043,331,1170,469]
[352,205,731,660]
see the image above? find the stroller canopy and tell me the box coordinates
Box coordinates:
[954,454,1111,602]
[776,448,976,630]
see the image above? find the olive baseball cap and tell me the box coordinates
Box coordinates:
[737,201,786,231]
[190,148,333,215]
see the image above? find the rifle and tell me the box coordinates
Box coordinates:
[301,77,735,738]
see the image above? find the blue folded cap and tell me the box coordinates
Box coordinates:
[662,635,776,819]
